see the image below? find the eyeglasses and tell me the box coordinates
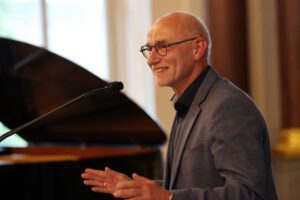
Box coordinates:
[140,37,197,59]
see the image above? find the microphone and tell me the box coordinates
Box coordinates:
[0,81,124,142]
[105,81,124,91]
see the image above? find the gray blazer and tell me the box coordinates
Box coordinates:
[163,66,277,200]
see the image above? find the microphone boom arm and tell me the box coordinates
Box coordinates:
[0,81,123,142]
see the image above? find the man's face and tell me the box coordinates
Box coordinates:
[146,22,198,95]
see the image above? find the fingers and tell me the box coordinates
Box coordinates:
[114,181,141,199]
[82,178,110,194]
[114,187,141,199]
[85,168,104,175]
[83,179,104,187]
[116,179,139,189]
[82,168,167,199]
[82,167,130,181]
[132,173,150,182]
[83,179,116,194]
[82,168,110,194]
[82,167,153,199]
[105,167,131,181]
[113,178,145,199]
[91,185,115,194]
[81,167,132,195]
[81,168,106,181]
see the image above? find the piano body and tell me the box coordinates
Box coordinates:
[0,38,166,200]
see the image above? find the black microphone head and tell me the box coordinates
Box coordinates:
[105,81,124,91]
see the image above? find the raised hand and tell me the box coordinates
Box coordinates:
[81,167,131,195]
[114,173,171,200]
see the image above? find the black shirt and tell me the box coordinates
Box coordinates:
[169,66,209,163]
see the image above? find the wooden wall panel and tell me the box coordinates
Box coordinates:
[207,0,249,93]
[277,0,300,128]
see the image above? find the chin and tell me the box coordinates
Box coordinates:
[155,77,173,87]
[155,81,170,87]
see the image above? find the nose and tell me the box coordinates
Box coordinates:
[147,49,161,66]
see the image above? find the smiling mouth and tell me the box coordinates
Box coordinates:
[154,67,168,74]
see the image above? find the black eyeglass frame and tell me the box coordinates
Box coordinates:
[140,37,197,59]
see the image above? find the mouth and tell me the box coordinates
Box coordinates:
[153,66,168,74]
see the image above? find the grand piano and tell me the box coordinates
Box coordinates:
[0,37,166,200]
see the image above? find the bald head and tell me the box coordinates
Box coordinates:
[145,12,211,95]
[150,12,211,58]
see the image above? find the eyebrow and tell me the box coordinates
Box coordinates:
[145,39,169,46]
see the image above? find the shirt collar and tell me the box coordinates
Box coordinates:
[172,66,210,114]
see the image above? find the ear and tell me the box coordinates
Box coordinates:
[193,38,207,60]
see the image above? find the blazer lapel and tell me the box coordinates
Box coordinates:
[169,104,201,188]
[163,116,177,189]
[169,66,220,188]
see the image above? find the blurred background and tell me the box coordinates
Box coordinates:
[0,0,299,199]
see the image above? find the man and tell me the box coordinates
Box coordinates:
[82,11,277,199]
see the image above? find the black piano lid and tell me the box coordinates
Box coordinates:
[0,37,166,146]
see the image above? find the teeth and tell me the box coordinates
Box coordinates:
[154,67,167,73]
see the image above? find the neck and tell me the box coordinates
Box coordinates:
[173,64,207,97]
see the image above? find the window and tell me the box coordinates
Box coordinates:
[47,0,109,78]
[0,0,108,146]
[0,0,42,46]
